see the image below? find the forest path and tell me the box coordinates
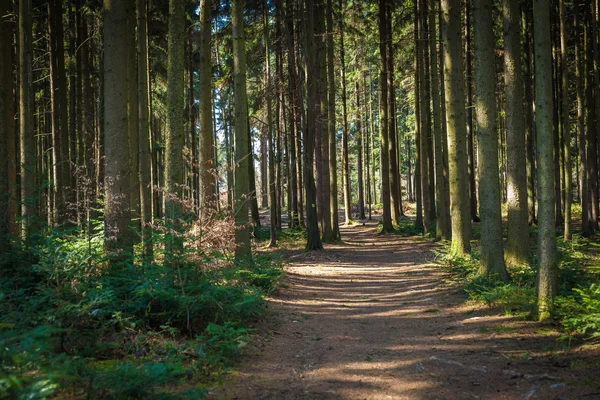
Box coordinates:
[210,221,596,400]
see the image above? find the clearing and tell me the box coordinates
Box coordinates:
[210,221,600,400]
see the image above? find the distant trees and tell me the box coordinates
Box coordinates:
[0,0,597,327]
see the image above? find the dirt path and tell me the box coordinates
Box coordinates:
[211,221,599,400]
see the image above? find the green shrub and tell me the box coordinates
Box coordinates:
[0,216,285,398]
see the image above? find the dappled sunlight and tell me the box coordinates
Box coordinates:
[213,221,600,399]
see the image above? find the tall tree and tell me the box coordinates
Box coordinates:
[534,0,557,321]
[339,0,352,225]
[441,0,471,256]
[418,0,433,234]
[164,0,186,262]
[503,0,529,264]
[48,0,70,225]
[378,0,395,233]
[0,0,10,253]
[386,0,403,223]
[316,0,332,240]
[304,0,323,250]
[104,0,132,261]
[199,0,216,216]
[327,0,340,239]
[264,3,276,247]
[465,0,478,223]
[474,0,508,281]
[429,0,450,241]
[137,0,153,259]
[19,0,36,242]
[232,0,253,260]
[559,0,572,241]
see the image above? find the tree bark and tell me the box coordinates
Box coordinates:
[326,0,340,238]
[19,0,36,242]
[533,0,557,321]
[103,0,132,262]
[441,0,472,256]
[233,0,253,260]
[559,0,572,241]
[474,0,508,281]
[164,0,186,262]
[504,0,529,264]
[0,0,10,252]
[429,0,450,241]
[340,1,352,225]
[137,0,153,260]
[303,0,323,250]
[378,0,395,233]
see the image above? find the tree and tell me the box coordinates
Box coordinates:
[327,0,340,239]
[533,0,557,321]
[103,0,132,261]
[473,0,508,281]
[441,0,471,256]
[429,0,450,241]
[559,0,572,241]
[378,0,395,234]
[138,0,153,260]
[339,0,352,225]
[503,0,529,265]
[0,0,10,253]
[304,0,324,250]
[19,0,36,242]
[48,0,70,226]
[199,0,216,216]
[232,0,253,260]
[164,0,186,262]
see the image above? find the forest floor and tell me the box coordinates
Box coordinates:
[209,217,600,400]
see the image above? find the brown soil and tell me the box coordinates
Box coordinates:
[210,221,600,400]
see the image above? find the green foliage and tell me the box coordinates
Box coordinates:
[438,233,600,338]
[555,284,600,339]
[0,218,284,399]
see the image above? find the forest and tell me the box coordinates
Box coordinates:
[1,0,600,398]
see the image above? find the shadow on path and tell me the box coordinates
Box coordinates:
[211,221,600,400]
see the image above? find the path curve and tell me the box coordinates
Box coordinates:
[211,222,598,400]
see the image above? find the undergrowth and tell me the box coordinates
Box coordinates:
[436,234,600,339]
[0,218,284,399]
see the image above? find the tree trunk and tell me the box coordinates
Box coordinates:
[264,4,276,246]
[199,0,216,217]
[429,0,450,240]
[137,0,153,260]
[523,3,536,225]
[504,0,530,264]
[19,0,36,242]
[387,1,402,223]
[0,0,10,252]
[414,0,423,230]
[316,0,332,240]
[559,0,572,241]
[474,0,508,281]
[103,0,132,262]
[378,0,395,233]
[164,0,186,262]
[441,0,472,256]
[419,0,433,234]
[533,0,557,321]
[585,1,599,233]
[355,81,366,220]
[303,0,323,250]
[233,0,253,261]
[326,0,340,238]
[465,0,478,223]
[339,1,352,225]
